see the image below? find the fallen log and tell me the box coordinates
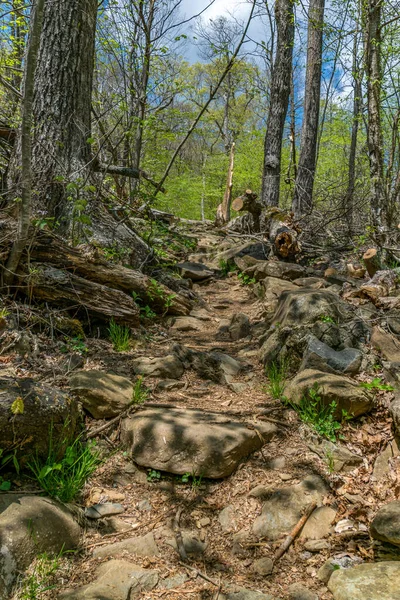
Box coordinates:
[363,248,381,278]
[29,233,192,316]
[266,207,301,259]
[19,264,140,326]
[231,189,263,232]
[342,269,397,305]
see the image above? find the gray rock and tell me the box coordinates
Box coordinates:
[132,355,184,379]
[304,539,331,552]
[328,562,400,600]
[318,555,363,584]
[309,440,363,473]
[219,505,237,532]
[69,370,134,419]
[58,559,159,599]
[299,506,336,540]
[215,242,270,266]
[253,475,327,540]
[158,573,188,589]
[372,441,399,481]
[272,289,351,328]
[121,407,276,478]
[0,377,79,467]
[287,583,318,600]
[390,395,400,436]
[173,343,243,385]
[0,495,81,599]
[252,557,274,575]
[229,313,251,341]
[155,379,185,392]
[93,532,159,559]
[300,336,362,375]
[165,529,207,555]
[284,369,373,419]
[170,316,204,332]
[370,501,400,546]
[84,503,125,519]
[220,588,277,600]
[176,261,214,281]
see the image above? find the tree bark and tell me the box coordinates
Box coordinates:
[292,0,325,218]
[261,0,295,207]
[215,142,235,226]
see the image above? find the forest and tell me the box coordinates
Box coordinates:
[1,1,400,599]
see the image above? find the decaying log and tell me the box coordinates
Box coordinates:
[231,189,263,232]
[266,207,301,259]
[216,142,236,227]
[20,264,140,326]
[363,248,381,278]
[29,233,192,316]
[343,269,397,305]
[347,263,366,278]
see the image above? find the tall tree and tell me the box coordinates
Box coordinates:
[260,0,294,207]
[292,0,325,218]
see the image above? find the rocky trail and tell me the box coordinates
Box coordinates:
[2,221,400,600]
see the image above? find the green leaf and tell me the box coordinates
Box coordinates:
[11,397,24,415]
[0,481,11,491]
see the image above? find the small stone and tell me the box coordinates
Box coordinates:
[199,517,211,527]
[219,505,237,532]
[85,503,125,519]
[248,485,272,499]
[288,583,318,600]
[252,557,274,575]
[155,379,186,391]
[304,539,331,552]
[165,530,207,556]
[138,499,152,512]
[300,506,336,540]
[268,456,286,470]
[317,560,338,584]
[279,473,292,481]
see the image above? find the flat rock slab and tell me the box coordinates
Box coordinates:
[220,587,278,600]
[300,336,362,375]
[328,561,400,600]
[253,475,327,540]
[93,532,159,559]
[284,369,373,419]
[176,261,214,281]
[170,316,205,332]
[370,501,400,546]
[58,559,159,600]
[121,407,277,478]
[69,370,134,419]
[132,355,184,379]
[0,495,81,599]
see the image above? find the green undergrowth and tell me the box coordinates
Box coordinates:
[108,319,131,351]
[264,359,289,399]
[28,435,102,503]
[131,376,149,405]
[18,551,67,600]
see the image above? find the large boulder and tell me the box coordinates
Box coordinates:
[284,369,373,418]
[121,407,277,478]
[300,336,362,375]
[69,370,134,419]
[59,559,159,600]
[272,289,351,328]
[370,501,400,546]
[0,377,79,466]
[0,495,81,599]
[328,562,400,600]
[253,475,327,540]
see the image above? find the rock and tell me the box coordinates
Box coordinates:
[229,313,251,341]
[300,336,362,375]
[220,587,276,600]
[155,379,185,391]
[252,557,274,575]
[190,308,213,321]
[250,260,306,282]
[173,343,243,385]
[170,316,204,332]
[132,355,184,379]
[370,501,400,546]
[176,261,214,281]
[58,559,159,600]
[372,440,399,480]
[0,377,79,466]
[165,529,207,555]
[304,539,331,552]
[253,475,327,540]
[299,506,336,540]
[234,255,262,271]
[309,440,363,472]
[318,555,363,584]
[219,505,237,532]
[287,583,318,600]
[121,407,276,478]
[293,277,327,288]
[0,495,81,599]
[69,370,134,419]
[158,573,189,589]
[390,394,400,435]
[215,242,270,266]
[371,326,400,363]
[248,485,273,499]
[84,503,125,519]
[328,562,400,600]
[284,369,373,419]
[272,289,351,328]
[93,532,159,559]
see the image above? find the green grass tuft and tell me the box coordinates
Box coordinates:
[264,358,288,399]
[108,319,131,351]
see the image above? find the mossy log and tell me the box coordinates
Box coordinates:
[29,233,192,316]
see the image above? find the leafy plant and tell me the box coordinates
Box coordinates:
[18,551,64,599]
[319,314,336,324]
[131,376,148,405]
[218,259,236,276]
[28,436,101,502]
[238,272,256,285]
[286,384,345,442]
[264,358,288,399]
[181,471,203,489]
[147,278,175,314]
[359,377,394,392]
[108,319,131,352]
[0,307,9,319]
[324,449,336,474]
[60,336,88,355]
[147,469,161,482]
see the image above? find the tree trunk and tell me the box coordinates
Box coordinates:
[215,142,235,226]
[261,0,295,207]
[231,189,263,231]
[292,0,325,218]
[362,0,386,232]
[4,0,44,286]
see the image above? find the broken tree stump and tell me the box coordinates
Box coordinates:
[231,189,263,232]
[266,207,301,259]
[363,248,381,278]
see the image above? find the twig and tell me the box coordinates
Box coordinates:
[273,502,317,563]
[179,562,220,587]
[86,406,139,439]
[257,415,291,428]
[173,506,188,561]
